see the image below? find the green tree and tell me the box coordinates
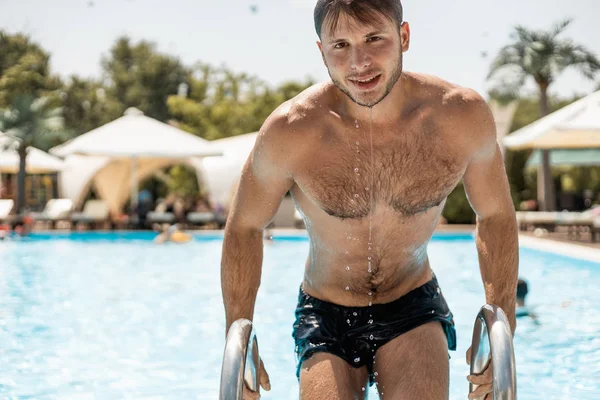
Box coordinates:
[488,19,600,210]
[0,31,61,107]
[101,37,191,122]
[167,63,313,140]
[59,76,122,136]
[0,96,67,214]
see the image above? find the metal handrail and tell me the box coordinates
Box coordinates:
[469,304,517,400]
[219,318,260,400]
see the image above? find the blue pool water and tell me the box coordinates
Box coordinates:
[0,232,599,399]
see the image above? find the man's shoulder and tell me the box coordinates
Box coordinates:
[261,81,333,139]
[407,72,487,112]
[254,83,331,167]
[408,73,495,152]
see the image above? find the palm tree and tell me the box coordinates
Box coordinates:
[489,19,600,211]
[0,95,65,216]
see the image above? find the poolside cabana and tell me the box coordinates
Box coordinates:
[192,132,258,207]
[50,108,222,217]
[0,132,64,208]
[503,90,600,210]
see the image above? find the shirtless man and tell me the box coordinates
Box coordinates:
[221,1,518,399]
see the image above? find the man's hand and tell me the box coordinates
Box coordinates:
[243,358,271,399]
[466,346,493,400]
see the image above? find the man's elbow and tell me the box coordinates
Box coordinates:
[476,206,518,230]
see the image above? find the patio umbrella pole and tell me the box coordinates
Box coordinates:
[538,150,556,211]
[131,156,139,218]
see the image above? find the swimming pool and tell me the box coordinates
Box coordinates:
[0,232,599,399]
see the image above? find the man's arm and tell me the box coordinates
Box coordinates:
[221,112,295,335]
[461,92,519,333]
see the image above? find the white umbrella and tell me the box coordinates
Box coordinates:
[52,108,222,158]
[503,90,600,150]
[0,145,64,174]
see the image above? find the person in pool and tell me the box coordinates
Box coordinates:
[153,223,192,244]
[221,1,518,398]
[516,278,538,321]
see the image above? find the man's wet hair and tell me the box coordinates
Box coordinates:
[314,0,404,39]
[517,279,529,299]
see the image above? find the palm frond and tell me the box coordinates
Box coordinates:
[487,19,599,95]
[551,19,572,37]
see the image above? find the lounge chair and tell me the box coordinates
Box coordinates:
[186,211,224,229]
[71,200,110,229]
[555,207,600,242]
[518,207,600,242]
[515,211,562,232]
[30,199,73,229]
[0,199,14,223]
[147,211,176,225]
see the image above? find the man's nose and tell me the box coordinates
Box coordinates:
[350,46,371,71]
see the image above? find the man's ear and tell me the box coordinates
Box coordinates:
[400,22,411,52]
[316,40,327,65]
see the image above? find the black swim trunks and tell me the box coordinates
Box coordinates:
[292,275,456,386]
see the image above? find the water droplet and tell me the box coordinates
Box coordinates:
[368,269,372,273]
[361,387,366,392]
[354,356,361,363]
[345,286,350,291]
[347,236,351,240]
[346,266,350,271]
[368,256,372,260]
[365,187,370,191]
[370,334,374,340]
[354,168,359,173]
[347,319,351,324]
[353,312,357,316]
[368,319,373,324]
[354,194,359,198]
[374,372,379,377]
[368,247,372,250]
[369,302,372,306]
[368,292,372,296]
[355,120,359,128]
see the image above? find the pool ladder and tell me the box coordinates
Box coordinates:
[469,304,517,400]
[219,319,260,399]
[219,305,516,399]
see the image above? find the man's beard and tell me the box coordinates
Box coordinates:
[329,54,403,108]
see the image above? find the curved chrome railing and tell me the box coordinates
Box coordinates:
[219,318,260,400]
[469,304,517,400]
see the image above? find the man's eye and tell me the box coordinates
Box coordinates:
[367,36,382,42]
[334,43,347,49]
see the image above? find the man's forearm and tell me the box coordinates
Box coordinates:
[221,226,264,334]
[475,213,519,331]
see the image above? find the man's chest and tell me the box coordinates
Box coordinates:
[294,125,469,219]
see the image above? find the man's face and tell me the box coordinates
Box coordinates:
[318,14,410,107]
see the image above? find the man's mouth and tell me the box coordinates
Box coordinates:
[348,74,382,91]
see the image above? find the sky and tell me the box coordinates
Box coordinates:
[1,0,599,99]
